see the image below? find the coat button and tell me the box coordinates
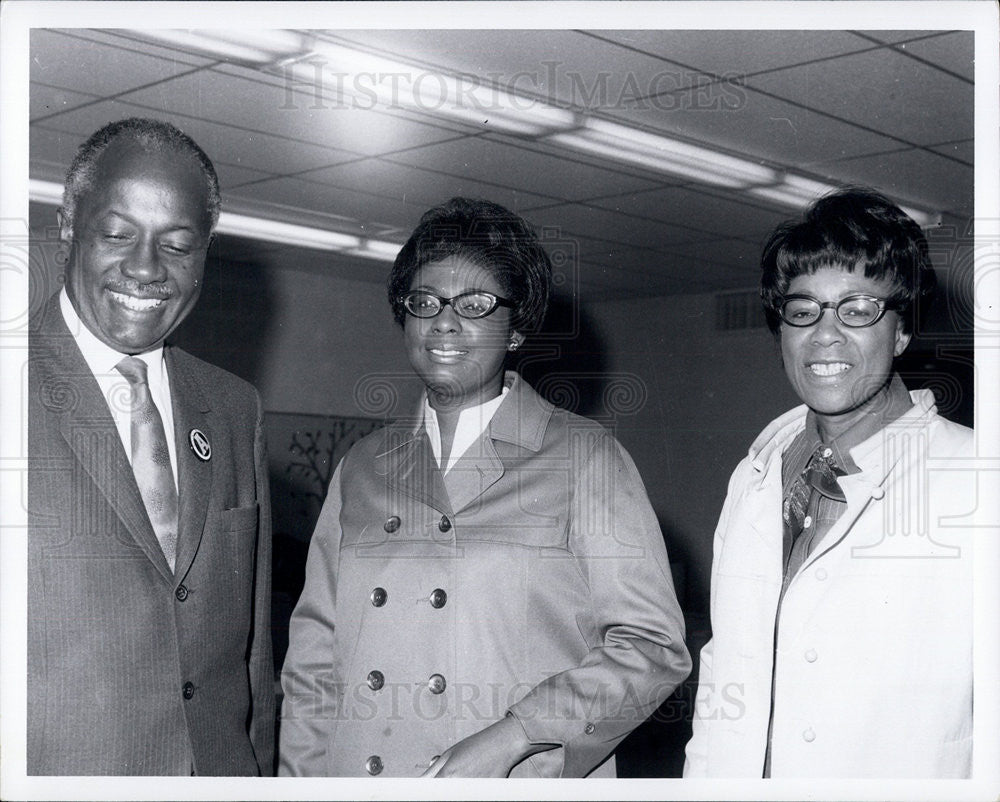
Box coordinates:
[803,728,816,743]
[182,682,195,700]
[804,649,818,663]
[584,722,596,735]
[384,516,401,533]
[438,515,451,533]
[428,673,447,694]
[815,567,828,581]
[367,670,385,691]
[371,587,388,607]
[429,588,447,608]
[870,486,885,500]
[175,585,188,601]
[365,755,383,775]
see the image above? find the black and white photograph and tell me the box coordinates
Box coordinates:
[1,2,998,800]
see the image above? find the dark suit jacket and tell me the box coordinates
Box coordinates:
[27,293,274,775]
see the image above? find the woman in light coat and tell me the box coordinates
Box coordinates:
[279,197,690,778]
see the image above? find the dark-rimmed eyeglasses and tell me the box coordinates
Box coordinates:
[779,294,901,328]
[399,290,515,320]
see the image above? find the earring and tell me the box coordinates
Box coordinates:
[507,340,519,352]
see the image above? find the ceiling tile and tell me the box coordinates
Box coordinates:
[30,103,355,175]
[330,29,679,107]
[382,136,661,202]
[745,47,973,148]
[823,148,973,218]
[591,185,790,243]
[601,88,902,172]
[891,31,975,82]
[929,139,973,164]
[119,68,465,159]
[301,158,555,219]
[30,29,211,108]
[593,30,866,78]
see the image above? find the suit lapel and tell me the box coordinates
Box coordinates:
[166,347,213,579]
[36,300,172,579]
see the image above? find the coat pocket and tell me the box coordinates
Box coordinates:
[219,503,258,532]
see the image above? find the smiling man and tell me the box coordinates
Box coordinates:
[28,119,274,775]
[683,188,974,778]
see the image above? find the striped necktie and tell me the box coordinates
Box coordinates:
[116,356,178,571]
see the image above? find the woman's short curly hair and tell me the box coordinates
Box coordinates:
[60,117,221,235]
[387,197,552,333]
[760,186,937,336]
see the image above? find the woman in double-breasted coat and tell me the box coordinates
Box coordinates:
[278,198,690,778]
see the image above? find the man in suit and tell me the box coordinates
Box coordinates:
[28,118,274,775]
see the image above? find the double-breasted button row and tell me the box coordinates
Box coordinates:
[383,514,453,534]
[369,587,447,608]
[182,681,195,700]
[365,754,383,775]
[365,671,446,694]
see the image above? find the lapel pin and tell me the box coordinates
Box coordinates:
[189,428,212,461]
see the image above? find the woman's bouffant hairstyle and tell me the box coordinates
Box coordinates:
[388,197,552,333]
[61,117,221,235]
[760,186,937,336]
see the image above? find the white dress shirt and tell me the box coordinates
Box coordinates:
[60,288,178,486]
[423,386,509,474]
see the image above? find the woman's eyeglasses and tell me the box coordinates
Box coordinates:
[779,294,901,328]
[400,290,515,320]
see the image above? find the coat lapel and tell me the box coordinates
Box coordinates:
[443,373,550,514]
[165,347,213,579]
[36,300,172,579]
[376,425,452,515]
[442,433,504,514]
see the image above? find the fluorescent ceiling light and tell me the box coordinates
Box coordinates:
[747,173,837,208]
[28,179,400,261]
[557,118,777,187]
[129,29,308,65]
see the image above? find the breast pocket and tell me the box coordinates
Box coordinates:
[219,503,258,532]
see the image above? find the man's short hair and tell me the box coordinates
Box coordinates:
[60,117,221,235]
[387,197,552,333]
[760,186,937,335]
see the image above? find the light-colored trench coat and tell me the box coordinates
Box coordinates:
[684,388,975,778]
[279,372,690,777]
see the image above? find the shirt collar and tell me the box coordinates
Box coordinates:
[422,383,510,471]
[60,287,166,380]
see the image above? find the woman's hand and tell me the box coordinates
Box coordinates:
[420,714,554,778]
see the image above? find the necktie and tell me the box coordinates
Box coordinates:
[781,445,846,579]
[116,356,178,571]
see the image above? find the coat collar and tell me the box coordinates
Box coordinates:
[748,383,938,480]
[373,371,554,514]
